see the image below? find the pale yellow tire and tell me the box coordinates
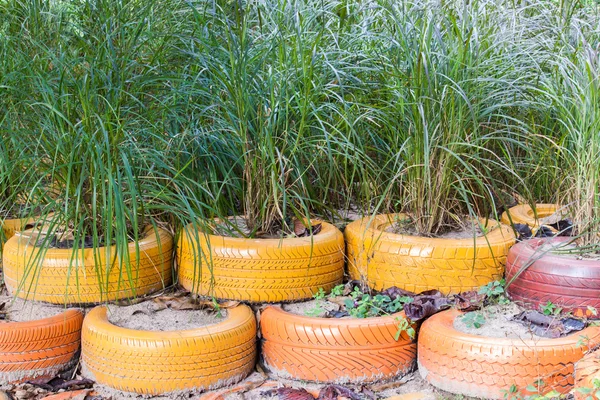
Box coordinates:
[177,220,345,302]
[501,204,559,229]
[2,217,32,243]
[345,214,515,294]
[2,226,173,304]
[81,305,257,395]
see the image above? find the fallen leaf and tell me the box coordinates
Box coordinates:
[277,387,315,400]
[317,385,361,400]
[454,291,485,311]
[41,389,92,400]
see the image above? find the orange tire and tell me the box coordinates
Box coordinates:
[3,226,173,304]
[501,204,559,229]
[177,220,345,302]
[81,304,257,395]
[0,309,83,384]
[260,306,417,383]
[575,350,600,400]
[345,214,515,294]
[418,309,600,399]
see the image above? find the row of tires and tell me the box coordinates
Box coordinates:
[2,303,599,399]
[2,206,597,320]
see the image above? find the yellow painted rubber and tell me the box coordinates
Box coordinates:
[345,214,515,294]
[1,217,32,243]
[177,220,345,302]
[81,305,257,395]
[501,204,558,229]
[2,226,173,304]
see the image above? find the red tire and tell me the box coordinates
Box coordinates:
[418,309,600,399]
[260,306,416,383]
[506,238,600,318]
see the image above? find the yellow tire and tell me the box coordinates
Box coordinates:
[2,217,31,243]
[501,204,559,230]
[2,226,173,304]
[81,304,257,395]
[345,214,515,294]
[177,220,345,302]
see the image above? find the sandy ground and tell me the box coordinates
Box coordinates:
[106,302,226,331]
[453,303,546,340]
[0,294,81,322]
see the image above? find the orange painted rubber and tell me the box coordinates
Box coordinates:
[418,309,600,399]
[501,204,558,229]
[345,214,515,294]
[81,304,257,395]
[260,306,417,383]
[575,350,600,399]
[0,309,83,384]
[3,226,173,304]
[177,220,345,302]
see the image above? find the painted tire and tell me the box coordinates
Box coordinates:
[506,237,600,318]
[345,214,515,294]
[575,350,600,399]
[0,309,83,384]
[418,309,600,399]
[260,306,416,383]
[501,204,558,229]
[1,217,31,242]
[177,220,345,302]
[81,305,257,395]
[3,226,173,304]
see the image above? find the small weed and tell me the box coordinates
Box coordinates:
[462,312,486,329]
[330,284,345,297]
[395,316,415,340]
[479,279,509,304]
[540,301,562,316]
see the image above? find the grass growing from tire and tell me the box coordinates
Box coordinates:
[0,0,600,302]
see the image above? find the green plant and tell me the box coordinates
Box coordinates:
[394,316,416,340]
[330,284,345,297]
[462,312,486,329]
[305,288,327,317]
[540,301,562,317]
[479,279,510,305]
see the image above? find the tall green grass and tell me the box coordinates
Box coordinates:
[2,0,600,296]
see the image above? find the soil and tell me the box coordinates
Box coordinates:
[211,216,322,239]
[538,209,569,225]
[0,295,78,322]
[282,299,343,318]
[385,216,484,239]
[106,302,226,331]
[454,303,545,340]
[223,371,440,400]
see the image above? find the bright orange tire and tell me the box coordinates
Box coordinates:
[575,350,600,399]
[177,220,345,302]
[260,306,417,383]
[501,204,559,229]
[0,309,83,384]
[3,226,173,304]
[345,214,515,294]
[418,309,600,399]
[81,304,257,395]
